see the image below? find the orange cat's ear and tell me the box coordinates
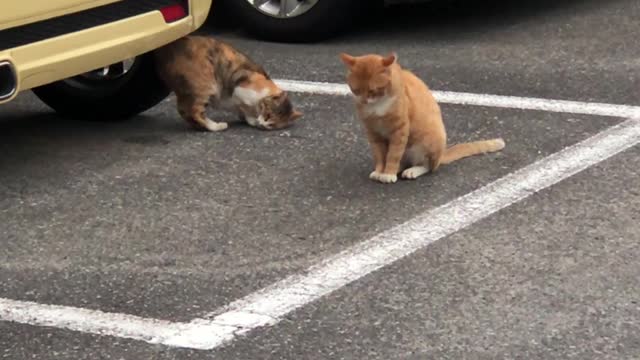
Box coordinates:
[340,53,357,68]
[381,52,397,67]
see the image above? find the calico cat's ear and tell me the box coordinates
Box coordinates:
[340,53,357,68]
[290,110,303,121]
[381,52,397,67]
[266,92,286,105]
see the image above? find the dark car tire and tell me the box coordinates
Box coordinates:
[224,0,369,42]
[31,52,170,121]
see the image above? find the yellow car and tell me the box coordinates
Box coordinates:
[0,0,212,119]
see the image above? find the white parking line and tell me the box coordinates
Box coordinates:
[0,297,233,348]
[2,118,640,350]
[275,79,640,118]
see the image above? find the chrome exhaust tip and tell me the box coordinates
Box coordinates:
[0,61,17,101]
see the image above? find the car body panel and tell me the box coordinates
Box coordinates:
[0,0,120,30]
[0,0,212,104]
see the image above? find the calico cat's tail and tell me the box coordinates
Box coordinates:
[440,138,505,165]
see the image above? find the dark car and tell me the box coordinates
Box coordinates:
[222,0,403,42]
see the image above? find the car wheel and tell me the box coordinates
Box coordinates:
[224,0,369,42]
[31,52,169,121]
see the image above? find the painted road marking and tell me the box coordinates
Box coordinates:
[2,118,640,350]
[275,79,640,118]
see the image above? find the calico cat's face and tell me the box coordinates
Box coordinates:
[340,53,396,104]
[257,92,303,130]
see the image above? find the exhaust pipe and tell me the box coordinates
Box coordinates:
[0,60,17,101]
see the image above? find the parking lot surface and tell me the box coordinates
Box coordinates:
[2,0,640,358]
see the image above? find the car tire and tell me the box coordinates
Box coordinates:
[31,52,169,121]
[224,0,369,42]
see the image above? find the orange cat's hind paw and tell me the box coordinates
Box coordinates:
[401,166,429,180]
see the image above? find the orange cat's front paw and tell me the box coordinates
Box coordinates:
[370,171,397,184]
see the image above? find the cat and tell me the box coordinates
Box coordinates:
[154,35,302,132]
[340,52,505,184]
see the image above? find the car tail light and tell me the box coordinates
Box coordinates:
[160,1,188,23]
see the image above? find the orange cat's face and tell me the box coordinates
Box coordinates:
[340,53,396,104]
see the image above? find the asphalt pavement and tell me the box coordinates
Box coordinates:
[1,0,639,358]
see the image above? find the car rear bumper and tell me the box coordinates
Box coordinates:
[0,0,212,104]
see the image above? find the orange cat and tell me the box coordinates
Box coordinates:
[340,52,505,184]
[155,35,302,132]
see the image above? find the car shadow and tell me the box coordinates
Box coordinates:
[0,97,290,177]
[0,106,178,175]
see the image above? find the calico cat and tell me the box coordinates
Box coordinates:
[154,35,302,131]
[340,52,505,184]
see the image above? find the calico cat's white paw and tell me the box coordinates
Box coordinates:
[371,172,397,184]
[401,166,429,179]
[204,121,228,132]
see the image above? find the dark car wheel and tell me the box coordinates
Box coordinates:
[224,0,369,42]
[31,52,169,121]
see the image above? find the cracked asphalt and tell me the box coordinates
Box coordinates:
[1,0,640,358]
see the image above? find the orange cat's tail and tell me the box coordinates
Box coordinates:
[441,138,505,165]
